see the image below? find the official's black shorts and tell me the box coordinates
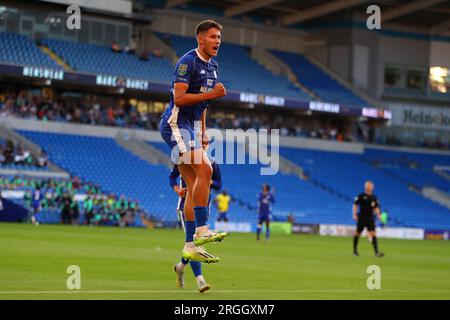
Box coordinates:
[356,216,375,233]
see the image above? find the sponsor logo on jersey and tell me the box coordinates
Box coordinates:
[200,69,206,74]
[200,86,213,93]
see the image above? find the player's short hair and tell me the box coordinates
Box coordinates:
[195,20,222,36]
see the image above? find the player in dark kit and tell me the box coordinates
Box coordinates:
[353,180,384,257]
[256,184,275,241]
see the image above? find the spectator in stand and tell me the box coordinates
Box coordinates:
[0,145,5,164]
[71,198,80,225]
[330,128,337,140]
[72,176,81,190]
[37,150,48,167]
[0,98,14,118]
[60,192,72,224]
[14,145,25,164]
[111,43,122,53]
[3,140,14,164]
[31,185,43,225]
[117,194,128,227]
[153,47,162,58]
[84,193,94,225]
[125,35,137,54]
[14,145,32,165]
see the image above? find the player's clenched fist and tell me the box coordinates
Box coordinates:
[211,82,226,99]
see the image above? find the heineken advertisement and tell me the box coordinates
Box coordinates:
[388,104,450,131]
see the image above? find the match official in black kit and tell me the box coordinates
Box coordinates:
[352,180,384,257]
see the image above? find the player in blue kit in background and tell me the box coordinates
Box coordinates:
[170,149,222,293]
[256,184,275,242]
[159,20,227,263]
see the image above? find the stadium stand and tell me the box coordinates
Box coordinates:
[158,33,312,100]
[363,148,450,192]
[0,138,48,170]
[42,38,173,82]
[0,175,142,225]
[16,130,173,224]
[7,128,449,230]
[149,141,351,225]
[279,147,450,230]
[0,32,60,69]
[271,50,370,107]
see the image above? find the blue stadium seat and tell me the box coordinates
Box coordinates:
[0,32,60,68]
[271,50,370,107]
[149,141,350,225]
[17,130,178,222]
[279,146,450,229]
[42,38,173,82]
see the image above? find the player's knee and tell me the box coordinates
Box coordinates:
[198,163,212,180]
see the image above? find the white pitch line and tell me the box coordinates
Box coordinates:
[0,289,450,294]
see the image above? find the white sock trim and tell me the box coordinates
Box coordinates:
[196,275,205,284]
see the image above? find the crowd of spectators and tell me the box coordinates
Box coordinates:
[0,90,350,140]
[208,114,351,141]
[1,90,449,150]
[0,90,160,130]
[0,175,145,227]
[0,139,48,167]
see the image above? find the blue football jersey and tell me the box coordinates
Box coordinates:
[258,192,275,215]
[161,49,219,128]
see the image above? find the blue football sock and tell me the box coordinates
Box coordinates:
[189,261,202,277]
[266,227,270,239]
[194,206,208,228]
[185,221,195,242]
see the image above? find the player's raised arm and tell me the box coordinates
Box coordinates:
[173,82,226,108]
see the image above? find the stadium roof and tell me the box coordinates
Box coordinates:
[145,0,450,35]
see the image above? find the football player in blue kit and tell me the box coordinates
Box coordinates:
[160,20,227,263]
[256,184,275,241]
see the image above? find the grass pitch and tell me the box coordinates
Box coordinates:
[0,223,449,300]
